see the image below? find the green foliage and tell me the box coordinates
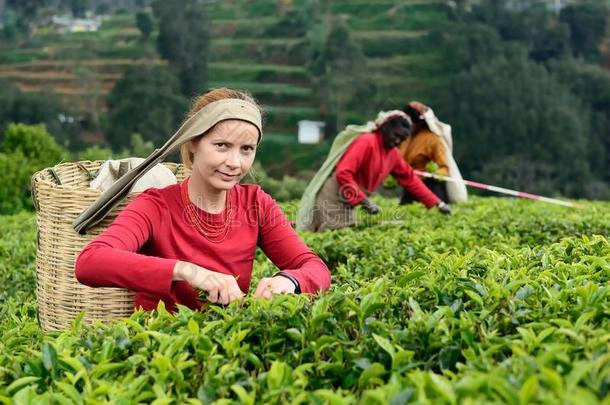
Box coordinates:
[0,212,36,302]
[438,55,594,198]
[1,0,609,200]
[265,8,307,38]
[432,1,610,200]
[0,151,35,214]
[76,144,114,161]
[68,0,92,18]
[135,11,153,40]
[4,0,45,36]
[548,59,610,188]
[0,196,609,402]
[308,14,375,133]
[425,161,439,174]
[244,162,308,202]
[0,81,74,143]
[560,2,609,61]
[255,139,329,179]
[438,22,509,71]
[0,124,69,215]
[469,1,571,62]
[77,133,155,162]
[152,0,210,96]
[0,8,21,40]
[1,123,69,168]
[105,65,189,149]
[127,132,155,158]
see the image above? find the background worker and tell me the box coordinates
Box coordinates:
[300,111,451,232]
[399,101,464,204]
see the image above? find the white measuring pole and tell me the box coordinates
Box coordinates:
[414,170,580,208]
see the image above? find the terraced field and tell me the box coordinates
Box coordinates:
[0,0,451,139]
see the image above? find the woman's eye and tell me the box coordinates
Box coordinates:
[215,143,227,149]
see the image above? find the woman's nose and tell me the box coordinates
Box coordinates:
[225,150,240,168]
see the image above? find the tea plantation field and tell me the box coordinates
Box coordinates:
[0,196,609,404]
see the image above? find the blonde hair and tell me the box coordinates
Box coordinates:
[180,88,263,170]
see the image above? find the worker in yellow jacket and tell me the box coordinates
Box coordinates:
[399,101,450,203]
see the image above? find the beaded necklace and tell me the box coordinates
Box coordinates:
[180,177,233,243]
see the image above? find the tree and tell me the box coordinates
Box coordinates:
[464,0,570,62]
[135,11,152,40]
[6,0,42,20]
[152,0,210,97]
[75,59,103,135]
[560,2,608,61]
[105,65,189,150]
[0,80,76,145]
[439,22,505,71]
[68,0,91,18]
[5,0,44,36]
[438,56,592,197]
[1,123,69,167]
[549,59,610,186]
[0,124,69,214]
[308,15,372,133]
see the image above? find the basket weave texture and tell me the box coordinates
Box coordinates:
[31,160,190,331]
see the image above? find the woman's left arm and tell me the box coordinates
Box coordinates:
[256,189,331,295]
[391,151,440,208]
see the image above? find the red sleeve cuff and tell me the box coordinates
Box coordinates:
[425,196,441,208]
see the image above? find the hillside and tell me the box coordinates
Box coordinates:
[0,0,451,140]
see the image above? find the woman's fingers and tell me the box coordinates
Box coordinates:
[190,269,243,305]
[229,283,245,302]
[254,278,270,298]
[229,290,244,303]
[207,287,220,303]
[218,287,230,305]
[254,277,296,299]
[262,285,274,299]
[190,266,297,304]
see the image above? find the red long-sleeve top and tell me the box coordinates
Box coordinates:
[336,131,440,207]
[75,183,331,312]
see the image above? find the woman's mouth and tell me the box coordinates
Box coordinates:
[216,171,239,181]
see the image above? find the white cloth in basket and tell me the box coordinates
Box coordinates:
[90,157,177,193]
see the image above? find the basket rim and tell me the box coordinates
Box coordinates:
[32,160,184,190]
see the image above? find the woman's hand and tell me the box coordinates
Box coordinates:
[254,276,296,299]
[408,101,429,115]
[361,199,381,215]
[173,261,244,305]
[436,201,452,215]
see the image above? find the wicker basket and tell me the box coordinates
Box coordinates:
[31,160,190,331]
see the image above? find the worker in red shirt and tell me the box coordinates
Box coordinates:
[75,88,330,311]
[309,111,451,232]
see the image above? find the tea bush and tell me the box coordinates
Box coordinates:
[0,196,608,403]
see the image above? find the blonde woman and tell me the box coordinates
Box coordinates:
[75,88,330,311]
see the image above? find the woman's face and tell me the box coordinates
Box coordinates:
[381,121,410,149]
[189,119,259,193]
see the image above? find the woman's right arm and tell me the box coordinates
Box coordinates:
[74,190,178,298]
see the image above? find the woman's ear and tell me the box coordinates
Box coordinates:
[188,139,197,154]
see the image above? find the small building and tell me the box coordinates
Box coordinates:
[297,120,325,144]
[52,15,102,33]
